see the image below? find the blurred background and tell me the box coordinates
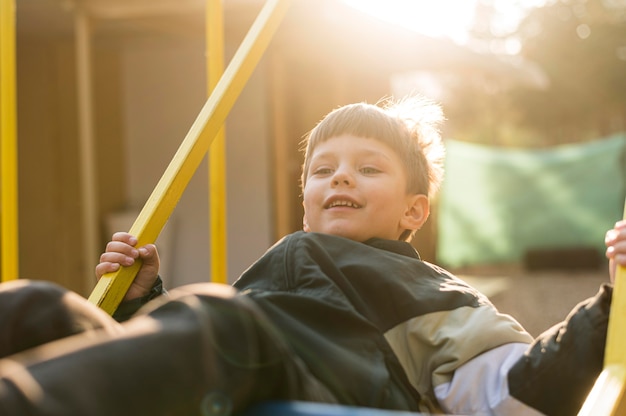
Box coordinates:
[3,0,625,328]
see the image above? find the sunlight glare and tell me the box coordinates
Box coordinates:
[343,0,549,48]
[343,0,478,44]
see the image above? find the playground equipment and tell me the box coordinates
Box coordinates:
[0,0,18,282]
[87,0,291,313]
[1,0,625,413]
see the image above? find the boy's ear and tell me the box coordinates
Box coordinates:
[401,194,430,231]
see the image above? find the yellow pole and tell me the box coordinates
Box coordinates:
[578,199,626,415]
[88,0,291,314]
[0,0,19,282]
[207,0,228,284]
[75,9,100,295]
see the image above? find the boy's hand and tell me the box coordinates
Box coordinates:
[605,220,626,284]
[95,232,160,301]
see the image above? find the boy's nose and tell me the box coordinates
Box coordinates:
[331,170,354,187]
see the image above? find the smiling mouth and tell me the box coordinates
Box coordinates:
[326,200,361,209]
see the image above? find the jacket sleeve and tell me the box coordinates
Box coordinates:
[507,283,612,416]
[385,302,533,412]
[434,342,544,415]
[112,276,166,322]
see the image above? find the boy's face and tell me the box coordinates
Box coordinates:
[302,134,428,242]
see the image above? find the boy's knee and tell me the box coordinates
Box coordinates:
[170,282,240,301]
[137,283,320,404]
[140,283,269,349]
[0,279,120,358]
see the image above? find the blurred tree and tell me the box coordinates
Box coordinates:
[444,0,626,146]
[513,0,626,143]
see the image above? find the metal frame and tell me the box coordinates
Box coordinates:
[0,0,18,282]
[207,0,228,284]
[88,0,292,314]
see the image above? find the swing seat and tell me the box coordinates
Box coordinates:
[242,401,427,416]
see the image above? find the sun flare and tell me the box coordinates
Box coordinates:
[342,0,549,46]
[343,0,478,43]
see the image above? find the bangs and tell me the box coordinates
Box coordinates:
[300,102,425,194]
[306,103,407,149]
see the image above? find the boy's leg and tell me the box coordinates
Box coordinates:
[0,279,122,359]
[0,283,336,416]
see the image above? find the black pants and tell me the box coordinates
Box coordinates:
[0,280,335,415]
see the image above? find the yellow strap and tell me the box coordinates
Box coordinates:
[578,199,626,415]
[88,0,292,314]
[579,365,626,415]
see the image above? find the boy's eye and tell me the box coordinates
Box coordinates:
[360,167,381,174]
[312,167,333,175]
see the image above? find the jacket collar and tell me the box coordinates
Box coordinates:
[363,238,421,260]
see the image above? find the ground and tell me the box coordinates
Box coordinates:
[454,264,609,337]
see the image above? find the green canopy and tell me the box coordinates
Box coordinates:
[437,134,626,268]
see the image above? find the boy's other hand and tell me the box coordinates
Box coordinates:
[605,220,626,284]
[95,232,160,301]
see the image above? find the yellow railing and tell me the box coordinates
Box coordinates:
[0,0,19,282]
[207,0,228,284]
[579,201,626,415]
[87,0,291,314]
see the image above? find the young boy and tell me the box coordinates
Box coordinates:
[0,97,621,415]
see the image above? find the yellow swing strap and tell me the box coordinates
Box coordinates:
[88,0,292,314]
[578,199,626,415]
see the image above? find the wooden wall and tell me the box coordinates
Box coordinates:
[16,35,125,295]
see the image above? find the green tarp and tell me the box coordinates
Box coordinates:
[437,134,626,268]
